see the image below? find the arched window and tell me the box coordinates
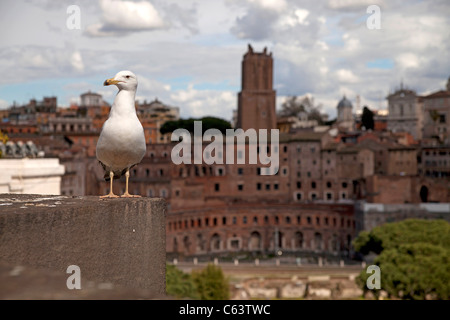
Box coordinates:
[314,232,323,251]
[420,185,428,202]
[249,231,262,250]
[197,233,204,251]
[347,234,352,250]
[183,236,190,252]
[173,237,178,253]
[330,234,339,252]
[273,230,283,249]
[210,233,221,251]
[294,231,303,249]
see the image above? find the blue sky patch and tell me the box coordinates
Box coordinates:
[366,59,394,69]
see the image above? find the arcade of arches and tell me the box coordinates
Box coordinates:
[166,204,355,256]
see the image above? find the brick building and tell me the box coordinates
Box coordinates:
[422,78,450,144]
[419,145,450,179]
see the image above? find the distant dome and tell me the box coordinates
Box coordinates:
[337,96,353,109]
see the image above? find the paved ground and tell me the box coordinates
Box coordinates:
[175,262,363,282]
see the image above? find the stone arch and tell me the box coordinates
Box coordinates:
[183,235,190,253]
[210,233,221,251]
[196,233,205,252]
[294,231,304,250]
[249,231,262,250]
[273,230,284,250]
[314,232,323,251]
[329,234,339,252]
[346,234,352,250]
[420,185,429,203]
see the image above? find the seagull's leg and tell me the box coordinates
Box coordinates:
[100,171,119,199]
[121,168,141,198]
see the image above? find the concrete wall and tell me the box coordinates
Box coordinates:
[0,194,166,295]
[0,158,64,194]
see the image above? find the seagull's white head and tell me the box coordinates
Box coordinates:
[104,70,138,91]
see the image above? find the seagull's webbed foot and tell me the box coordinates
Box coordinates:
[121,168,141,198]
[121,192,141,198]
[100,171,119,199]
[100,192,120,199]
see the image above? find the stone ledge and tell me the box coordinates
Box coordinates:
[0,194,166,297]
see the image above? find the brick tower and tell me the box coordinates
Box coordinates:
[237,44,277,131]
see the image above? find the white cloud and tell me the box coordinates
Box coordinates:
[85,0,166,37]
[70,51,84,72]
[279,8,310,27]
[0,46,90,84]
[248,0,287,12]
[0,99,9,110]
[336,69,359,83]
[101,0,164,29]
[328,0,383,10]
[170,84,235,119]
[395,53,420,69]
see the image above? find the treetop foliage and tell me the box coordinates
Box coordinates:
[160,117,232,135]
[354,219,450,300]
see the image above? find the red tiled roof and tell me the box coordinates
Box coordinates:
[422,90,450,99]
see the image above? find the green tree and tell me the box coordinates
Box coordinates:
[355,219,450,300]
[160,117,232,135]
[0,131,8,158]
[192,264,230,300]
[361,106,374,130]
[279,95,324,125]
[166,264,199,299]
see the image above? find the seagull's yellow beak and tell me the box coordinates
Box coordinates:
[103,78,121,86]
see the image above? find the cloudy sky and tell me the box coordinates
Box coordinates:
[0,0,449,120]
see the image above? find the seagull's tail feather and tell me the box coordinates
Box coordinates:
[99,161,138,182]
[104,168,127,182]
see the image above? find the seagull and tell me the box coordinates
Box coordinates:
[96,70,146,198]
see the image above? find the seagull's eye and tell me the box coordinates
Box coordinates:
[125,75,131,79]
